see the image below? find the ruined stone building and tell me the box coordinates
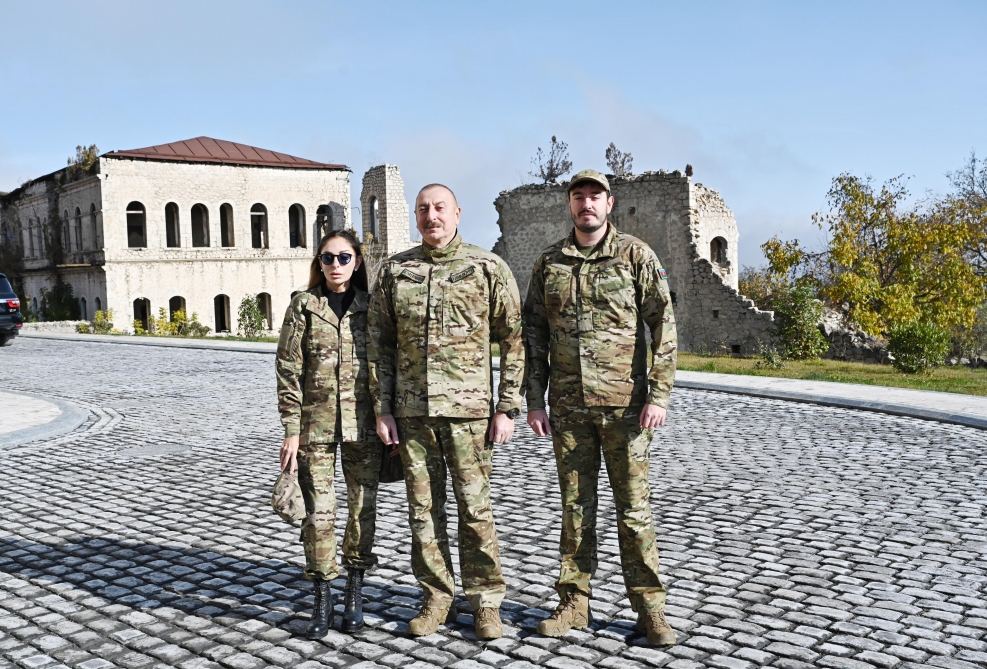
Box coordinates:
[0,137,411,333]
[493,171,774,354]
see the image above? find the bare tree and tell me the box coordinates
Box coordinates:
[605,142,633,177]
[529,135,572,184]
[948,150,987,207]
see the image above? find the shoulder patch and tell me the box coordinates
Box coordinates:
[659,268,668,280]
[448,266,476,283]
[399,269,426,284]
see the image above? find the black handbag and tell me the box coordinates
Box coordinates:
[378,444,404,483]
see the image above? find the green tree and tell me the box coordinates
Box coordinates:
[237,294,266,338]
[765,172,985,337]
[772,282,829,359]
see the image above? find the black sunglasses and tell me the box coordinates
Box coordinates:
[319,252,355,266]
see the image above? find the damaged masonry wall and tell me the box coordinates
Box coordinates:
[492,171,774,354]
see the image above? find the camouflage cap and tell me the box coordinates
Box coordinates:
[568,169,611,193]
[271,468,306,526]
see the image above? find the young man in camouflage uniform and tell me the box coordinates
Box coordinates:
[367,183,524,640]
[524,169,678,646]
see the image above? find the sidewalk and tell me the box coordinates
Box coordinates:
[676,370,987,430]
[0,389,89,447]
[19,331,987,431]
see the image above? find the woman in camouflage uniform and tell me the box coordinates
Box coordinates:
[276,229,384,638]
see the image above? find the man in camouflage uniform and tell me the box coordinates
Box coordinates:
[367,183,524,640]
[524,169,678,646]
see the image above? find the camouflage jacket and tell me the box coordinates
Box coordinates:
[367,233,524,419]
[523,223,677,410]
[276,285,379,445]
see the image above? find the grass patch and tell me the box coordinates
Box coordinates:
[110,332,279,343]
[678,353,987,396]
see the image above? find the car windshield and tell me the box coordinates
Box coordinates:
[0,277,13,294]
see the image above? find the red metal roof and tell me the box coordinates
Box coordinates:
[103,136,348,171]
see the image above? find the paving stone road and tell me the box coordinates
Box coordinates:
[1,338,986,669]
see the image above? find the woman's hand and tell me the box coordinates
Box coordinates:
[280,435,299,472]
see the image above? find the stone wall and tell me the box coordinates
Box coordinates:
[360,165,412,255]
[493,171,773,354]
[690,183,738,288]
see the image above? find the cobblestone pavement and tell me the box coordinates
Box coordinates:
[1,338,986,669]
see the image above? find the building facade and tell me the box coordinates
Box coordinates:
[0,137,369,333]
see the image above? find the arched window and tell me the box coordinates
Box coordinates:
[126,201,147,248]
[74,208,83,251]
[315,205,333,240]
[32,297,39,314]
[27,219,35,257]
[289,204,306,248]
[214,294,231,333]
[79,297,87,321]
[94,297,102,314]
[62,210,70,251]
[220,204,235,247]
[191,204,210,247]
[133,297,151,332]
[257,292,273,330]
[369,196,380,239]
[169,296,186,320]
[250,204,268,249]
[710,236,727,265]
[165,202,181,248]
[90,203,99,249]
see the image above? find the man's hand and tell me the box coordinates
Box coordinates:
[376,415,400,445]
[280,435,299,472]
[488,412,516,445]
[639,403,668,429]
[527,408,552,437]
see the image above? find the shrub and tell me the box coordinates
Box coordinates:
[753,344,785,370]
[75,322,91,334]
[176,310,211,337]
[92,309,114,334]
[773,282,829,360]
[237,295,265,339]
[888,321,950,373]
[40,279,80,321]
[149,308,211,337]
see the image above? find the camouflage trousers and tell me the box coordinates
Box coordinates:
[397,416,506,609]
[549,405,667,612]
[297,441,382,580]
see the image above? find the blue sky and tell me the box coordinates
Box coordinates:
[2,0,984,266]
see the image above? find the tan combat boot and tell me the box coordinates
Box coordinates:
[474,607,502,640]
[408,599,452,636]
[537,593,590,637]
[637,608,677,646]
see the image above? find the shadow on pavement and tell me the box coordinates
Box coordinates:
[0,534,635,643]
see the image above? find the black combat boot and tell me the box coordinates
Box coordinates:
[304,579,334,639]
[341,568,365,632]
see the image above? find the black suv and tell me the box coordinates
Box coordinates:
[0,273,23,346]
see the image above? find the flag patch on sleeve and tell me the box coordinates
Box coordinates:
[659,268,668,280]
